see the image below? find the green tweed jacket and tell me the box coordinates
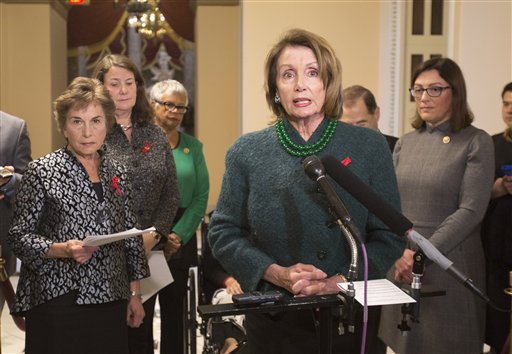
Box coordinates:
[209,118,405,293]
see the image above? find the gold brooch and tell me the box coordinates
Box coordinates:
[443,136,451,144]
[183,147,190,154]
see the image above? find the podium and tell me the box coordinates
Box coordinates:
[197,294,343,354]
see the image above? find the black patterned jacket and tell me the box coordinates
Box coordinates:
[8,148,149,315]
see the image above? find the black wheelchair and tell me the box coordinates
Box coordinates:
[185,212,247,354]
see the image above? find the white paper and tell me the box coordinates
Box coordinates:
[82,227,155,247]
[140,251,174,303]
[337,278,416,306]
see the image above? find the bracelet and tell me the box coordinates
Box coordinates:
[337,273,347,283]
[130,290,142,299]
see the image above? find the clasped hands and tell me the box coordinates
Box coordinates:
[141,231,182,258]
[163,232,182,259]
[265,263,341,296]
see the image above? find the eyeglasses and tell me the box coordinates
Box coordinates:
[409,86,451,99]
[154,99,188,113]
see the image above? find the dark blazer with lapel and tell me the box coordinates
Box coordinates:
[0,111,32,276]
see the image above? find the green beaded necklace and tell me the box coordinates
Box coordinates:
[275,118,338,157]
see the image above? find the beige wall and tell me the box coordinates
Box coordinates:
[1,1,510,209]
[199,1,380,207]
[0,0,68,159]
[198,1,511,207]
[196,4,241,209]
[456,1,512,135]
[241,2,381,133]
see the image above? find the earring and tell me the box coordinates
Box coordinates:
[274,93,281,103]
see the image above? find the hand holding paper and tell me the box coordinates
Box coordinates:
[83,227,156,247]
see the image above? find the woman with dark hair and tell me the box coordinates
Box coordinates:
[379,57,495,353]
[8,77,150,354]
[208,28,405,354]
[481,82,512,354]
[92,54,179,354]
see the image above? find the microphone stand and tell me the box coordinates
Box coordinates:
[410,250,425,322]
[398,250,425,335]
[320,180,360,335]
[333,217,358,334]
[302,156,360,339]
[334,217,359,282]
[320,186,361,336]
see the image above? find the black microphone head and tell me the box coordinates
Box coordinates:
[302,155,325,181]
[321,154,413,235]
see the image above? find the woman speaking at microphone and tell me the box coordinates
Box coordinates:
[208,28,405,354]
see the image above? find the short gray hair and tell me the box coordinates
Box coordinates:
[150,80,189,105]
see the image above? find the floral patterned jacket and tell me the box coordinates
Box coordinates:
[8,148,149,315]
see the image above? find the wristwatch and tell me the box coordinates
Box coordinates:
[150,231,161,242]
[151,230,168,250]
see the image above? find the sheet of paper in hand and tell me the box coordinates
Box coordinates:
[83,227,156,247]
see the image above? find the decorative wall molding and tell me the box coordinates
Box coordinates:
[379,1,403,137]
[194,0,239,6]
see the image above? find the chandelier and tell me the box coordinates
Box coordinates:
[126,0,167,39]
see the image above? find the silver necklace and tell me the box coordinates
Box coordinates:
[120,124,132,131]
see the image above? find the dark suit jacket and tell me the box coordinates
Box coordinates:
[383,133,398,152]
[0,111,32,276]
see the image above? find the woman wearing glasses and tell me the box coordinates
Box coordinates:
[92,55,180,354]
[150,79,209,354]
[379,57,494,353]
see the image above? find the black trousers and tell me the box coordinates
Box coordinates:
[25,291,128,354]
[485,260,511,354]
[128,297,155,354]
[245,304,383,354]
[144,234,197,354]
[155,265,190,354]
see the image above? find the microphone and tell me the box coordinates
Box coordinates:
[303,156,360,237]
[321,154,491,304]
[302,155,360,281]
[321,155,412,235]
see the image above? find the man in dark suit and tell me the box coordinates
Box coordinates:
[341,85,398,151]
[0,111,32,312]
[340,86,396,354]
